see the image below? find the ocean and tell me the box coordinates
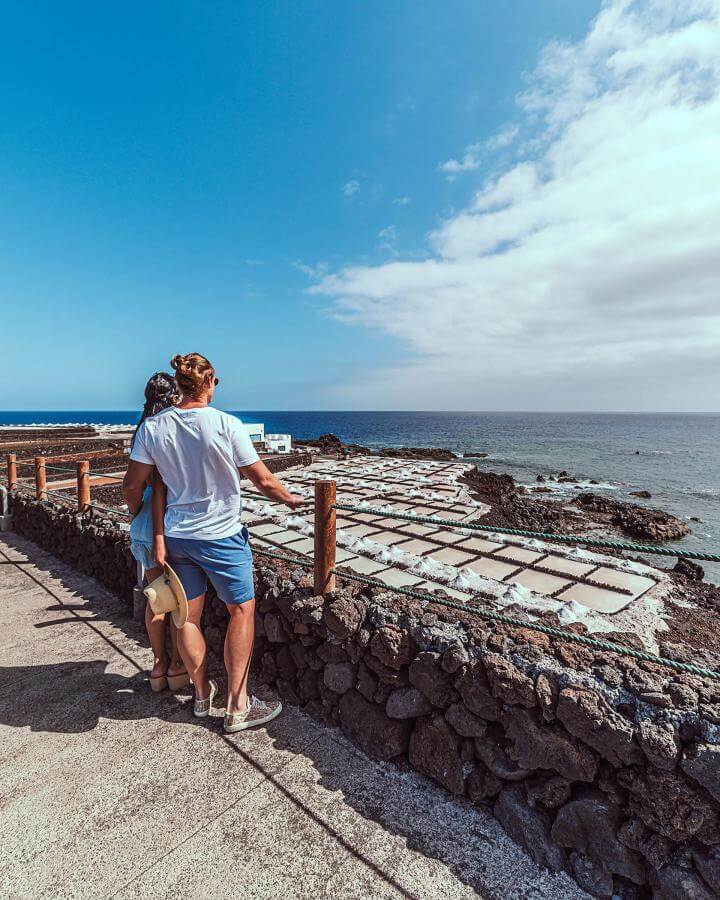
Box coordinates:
[2,410,719,578]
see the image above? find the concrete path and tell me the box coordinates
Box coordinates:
[0,532,587,900]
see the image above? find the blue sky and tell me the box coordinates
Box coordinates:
[4,2,719,411]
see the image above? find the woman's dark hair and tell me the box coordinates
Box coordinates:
[131,372,180,446]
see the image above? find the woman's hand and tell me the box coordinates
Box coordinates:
[153,535,167,568]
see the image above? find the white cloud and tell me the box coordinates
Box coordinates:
[342,179,360,198]
[292,260,329,280]
[315,0,720,410]
[439,123,519,179]
[377,225,398,255]
[393,196,412,206]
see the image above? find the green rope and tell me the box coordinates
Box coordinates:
[333,502,719,563]
[329,568,720,682]
[249,539,720,681]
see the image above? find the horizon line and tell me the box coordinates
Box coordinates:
[2,409,720,416]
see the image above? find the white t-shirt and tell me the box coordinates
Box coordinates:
[130,407,260,540]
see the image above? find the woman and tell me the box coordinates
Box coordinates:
[123,353,304,733]
[128,372,189,692]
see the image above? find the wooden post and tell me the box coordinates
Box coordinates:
[34,456,46,501]
[7,454,17,490]
[77,460,90,512]
[314,480,336,596]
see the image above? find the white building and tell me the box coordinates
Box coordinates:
[266,433,292,453]
[242,422,292,453]
[244,423,265,443]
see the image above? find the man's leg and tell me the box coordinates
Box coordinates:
[224,598,255,714]
[177,594,209,699]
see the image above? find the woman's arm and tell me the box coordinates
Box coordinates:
[151,471,168,567]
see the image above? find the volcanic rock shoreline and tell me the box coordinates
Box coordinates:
[296,433,692,545]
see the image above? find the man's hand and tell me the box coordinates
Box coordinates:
[153,535,167,568]
[240,460,310,510]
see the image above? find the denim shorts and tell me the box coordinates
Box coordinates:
[130,539,157,571]
[165,526,254,605]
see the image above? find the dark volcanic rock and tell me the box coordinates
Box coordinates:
[681,742,720,803]
[378,446,455,461]
[556,687,643,767]
[551,793,645,885]
[369,625,414,671]
[444,701,487,738]
[409,652,458,707]
[454,659,501,721]
[385,686,432,719]
[339,690,411,760]
[409,715,465,795]
[503,706,599,782]
[494,786,568,873]
[466,764,502,802]
[674,557,705,581]
[649,864,715,900]
[573,492,690,542]
[324,595,366,638]
[619,767,720,842]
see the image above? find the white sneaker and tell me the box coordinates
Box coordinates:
[193,679,217,718]
[224,696,282,733]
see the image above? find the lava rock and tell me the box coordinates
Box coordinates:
[494,786,568,873]
[385,686,432,719]
[681,742,720,804]
[673,557,705,581]
[484,653,536,708]
[444,702,488,738]
[323,662,356,694]
[454,659,501,722]
[409,652,457,707]
[324,595,366,639]
[551,793,645,885]
[338,690,411,760]
[369,624,414,670]
[409,715,465,795]
[503,706,599,782]
[557,688,643,767]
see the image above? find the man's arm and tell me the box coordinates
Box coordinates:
[239,460,306,509]
[123,460,154,515]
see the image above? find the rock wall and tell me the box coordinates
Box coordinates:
[9,493,720,899]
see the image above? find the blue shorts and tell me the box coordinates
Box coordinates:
[165,527,254,605]
[130,540,157,571]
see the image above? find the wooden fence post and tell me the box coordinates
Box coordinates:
[77,460,90,512]
[7,454,17,490]
[34,456,46,501]
[314,480,336,596]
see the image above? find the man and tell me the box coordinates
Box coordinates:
[123,352,304,732]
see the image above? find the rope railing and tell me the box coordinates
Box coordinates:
[333,502,720,564]
[87,502,133,519]
[7,464,719,681]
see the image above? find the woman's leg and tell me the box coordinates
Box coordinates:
[224,598,256,714]
[177,595,209,698]
[143,564,168,677]
[167,621,185,677]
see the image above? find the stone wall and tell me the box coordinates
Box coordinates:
[9,493,720,899]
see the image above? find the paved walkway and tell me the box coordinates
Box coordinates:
[0,532,586,900]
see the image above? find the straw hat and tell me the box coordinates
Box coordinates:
[143,564,188,628]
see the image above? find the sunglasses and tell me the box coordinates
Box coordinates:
[213,376,219,386]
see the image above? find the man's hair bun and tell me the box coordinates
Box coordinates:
[169,352,215,399]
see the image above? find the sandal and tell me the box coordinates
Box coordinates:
[167,670,191,691]
[149,674,168,693]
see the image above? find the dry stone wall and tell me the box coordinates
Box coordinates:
[9,493,720,899]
